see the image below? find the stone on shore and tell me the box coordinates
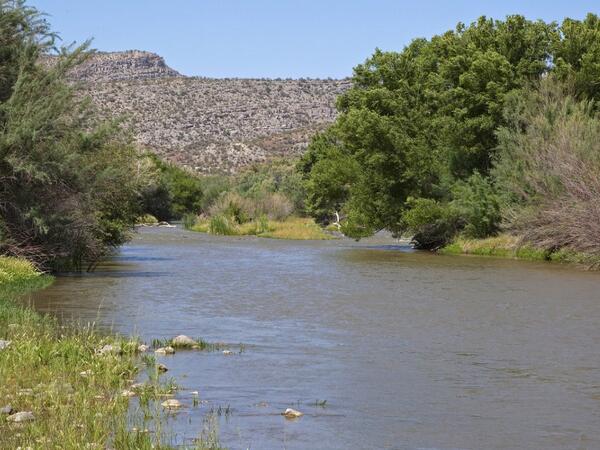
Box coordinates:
[0,340,11,350]
[0,405,14,415]
[137,344,149,353]
[7,411,35,423]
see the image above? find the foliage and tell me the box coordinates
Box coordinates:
[401,198,461,249]
[450,172,501,238]
[208,214,237,236]
[493,77,600,261]
[141,155,204,220]
[301,13,600,252]
[0,1,145,270]
[553,14,600,101]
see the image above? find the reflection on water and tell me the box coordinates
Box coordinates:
[26,227,600,450]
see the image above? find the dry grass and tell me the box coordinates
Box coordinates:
[191,216,332,240]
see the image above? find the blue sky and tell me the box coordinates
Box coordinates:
[30,0,598,79]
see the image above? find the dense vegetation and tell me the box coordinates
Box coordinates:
[0,1,145,270]
[299,13,600,262]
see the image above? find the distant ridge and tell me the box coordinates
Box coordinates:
[52,50,349,173]
[43,50,182,82]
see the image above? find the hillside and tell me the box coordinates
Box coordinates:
[62,51,349,173]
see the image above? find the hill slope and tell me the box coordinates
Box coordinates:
[66,51,349,173]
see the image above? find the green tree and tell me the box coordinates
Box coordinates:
[0,1,145,269]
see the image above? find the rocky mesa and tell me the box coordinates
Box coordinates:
[58,50,349,173]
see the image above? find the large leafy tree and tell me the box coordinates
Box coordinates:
[301,14,600,242]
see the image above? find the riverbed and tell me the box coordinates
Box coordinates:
[24,226,600,449]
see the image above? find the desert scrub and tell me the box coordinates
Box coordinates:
[0,257,220,449]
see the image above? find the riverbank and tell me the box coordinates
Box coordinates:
[0,257,218,449]
[440,234,600,268]
[189,216,333,240]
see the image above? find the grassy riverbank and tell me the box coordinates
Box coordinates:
[440,235,600,268]
[0,257,220,449]
[189,216,333,240]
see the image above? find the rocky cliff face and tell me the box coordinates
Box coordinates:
[63,50,349,173]
[63,50,182,82]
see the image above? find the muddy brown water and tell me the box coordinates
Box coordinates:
[24,226,600,450]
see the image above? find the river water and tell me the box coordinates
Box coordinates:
[24,227,600,450]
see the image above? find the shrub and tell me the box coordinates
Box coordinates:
[254,193,294,221]
[402,198,461,249]
[451,172,501,238]
[208,192,252,224]
[493,78,600,258]
[208,215,237,235]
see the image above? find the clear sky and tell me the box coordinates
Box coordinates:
[29,0,599,79]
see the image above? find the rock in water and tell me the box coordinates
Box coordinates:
[161,399,182,409]
[137,344,149,353]
[155,346,175,355]
[157,363,168,372]
[282,408,303,419]
[222,350,233,356]
[172,335,196,347]
[7,411,35,423]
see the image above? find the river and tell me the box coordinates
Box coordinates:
[23,226,600,450]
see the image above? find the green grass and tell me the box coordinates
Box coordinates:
[440,234,600,267]
[190,216,333,240]
[0,256,223,449]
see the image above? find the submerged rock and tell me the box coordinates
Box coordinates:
[222,350,233,356]
[172,335,196,347]
[161,399,182,409]
[154,346,175,355]
[157,363,168,372]
[0,340,11,350]
[7,411,35,423]
[282,408,303,419]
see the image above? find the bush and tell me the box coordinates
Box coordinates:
[402,198,461,249]
[451,172,501,238]
[493,78,600,258]
[208,192,252,224]
[254,193,294,221]
[208,215,237,235]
